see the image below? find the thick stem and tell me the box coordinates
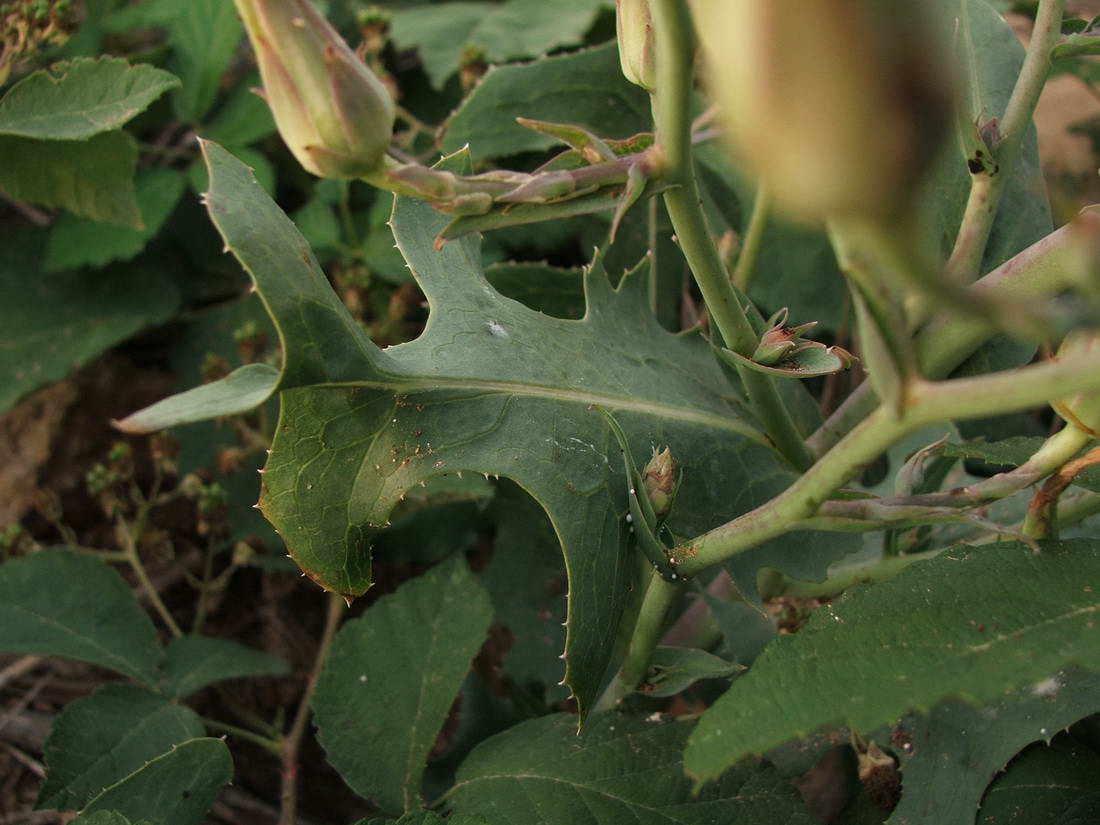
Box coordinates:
[677,350,1100,576]
[279,592,346,825]
[732,184,770,293]
[946,0,1064,286]
[652,0,812,470]
[595,572,683,709]
[808,215,1093,456]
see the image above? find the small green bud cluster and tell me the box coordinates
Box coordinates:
[642,447,676,520]
[234,0,396,179]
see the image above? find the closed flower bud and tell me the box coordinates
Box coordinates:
[616,0,657,93]
[752,308,819,366]
[643,447,677,519]
[235,0,395,179]
[693,0,951,220]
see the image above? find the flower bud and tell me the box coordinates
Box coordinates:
[752,308,819,366]
[616,0,657,93]
[235,0,395,179]
[693,0,951,220]
[643,447,677,519]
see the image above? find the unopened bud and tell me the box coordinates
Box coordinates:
[752,308,819,366]
[616,0,656,93]
[643,447,676,519]
[235,0,395,179]
[694,0,951,220]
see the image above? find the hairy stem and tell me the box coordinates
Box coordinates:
[279,592,346,825]
[118,518,182,639]
[652,0,813,470]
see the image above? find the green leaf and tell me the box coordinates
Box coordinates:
[0,131,141,227]
[441,43,651,161]
[80,738,233,825]
[0,57,179,140]
[484,262,586,319]
[193,141,788,714]
[166,0,243,122]
[37,685,205,812]
[115,363,279,434]
[201,72,276,147]
[313,555,492,813]
[449,713,817,824]
[72,813,137,825]
[363,813,489,825]
[0,550,163,684]
[0,253,180,415]
[391,0,607,90]
[1055,794,1100,825]
[686,541,1100,785]
[978,737,1100,825]
[943,437,1100,492]
[887,669,1100,825]
[484,482,568,702]
[43,168,187,272]
[159,636,289,699]
[643,647,742,698]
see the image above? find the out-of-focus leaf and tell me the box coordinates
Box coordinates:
[79,738,233,825]
[43,168,186,272]
[167,0,243,122]
[391,0,608,90]
[37,685,205,812]
[687,541,1100,785]
[449,713,817,824]
[0,244,180,414]
[0,57,179,140]
[159,636,288,699]
[441,43,651,161]
[0,551,163,684]
[313,555,492,813]
[0,131,141,227]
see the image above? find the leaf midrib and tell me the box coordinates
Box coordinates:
[299,375,766,445]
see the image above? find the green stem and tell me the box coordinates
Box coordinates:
[651,0,812,470]
[732,184,770,293]
[946,0,1064,286]
[202,717,281,755]
[808,215,1090,457]
[118,518,182,638]
[595,572,683,709]
[677,351,1100,576]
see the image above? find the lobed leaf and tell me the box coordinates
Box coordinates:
[37,685,205,812]
[0,551,163,684]
[125,142,790,716]
[886,669,1100,824]
[312,555,493,814]
[686,541,1100,785]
